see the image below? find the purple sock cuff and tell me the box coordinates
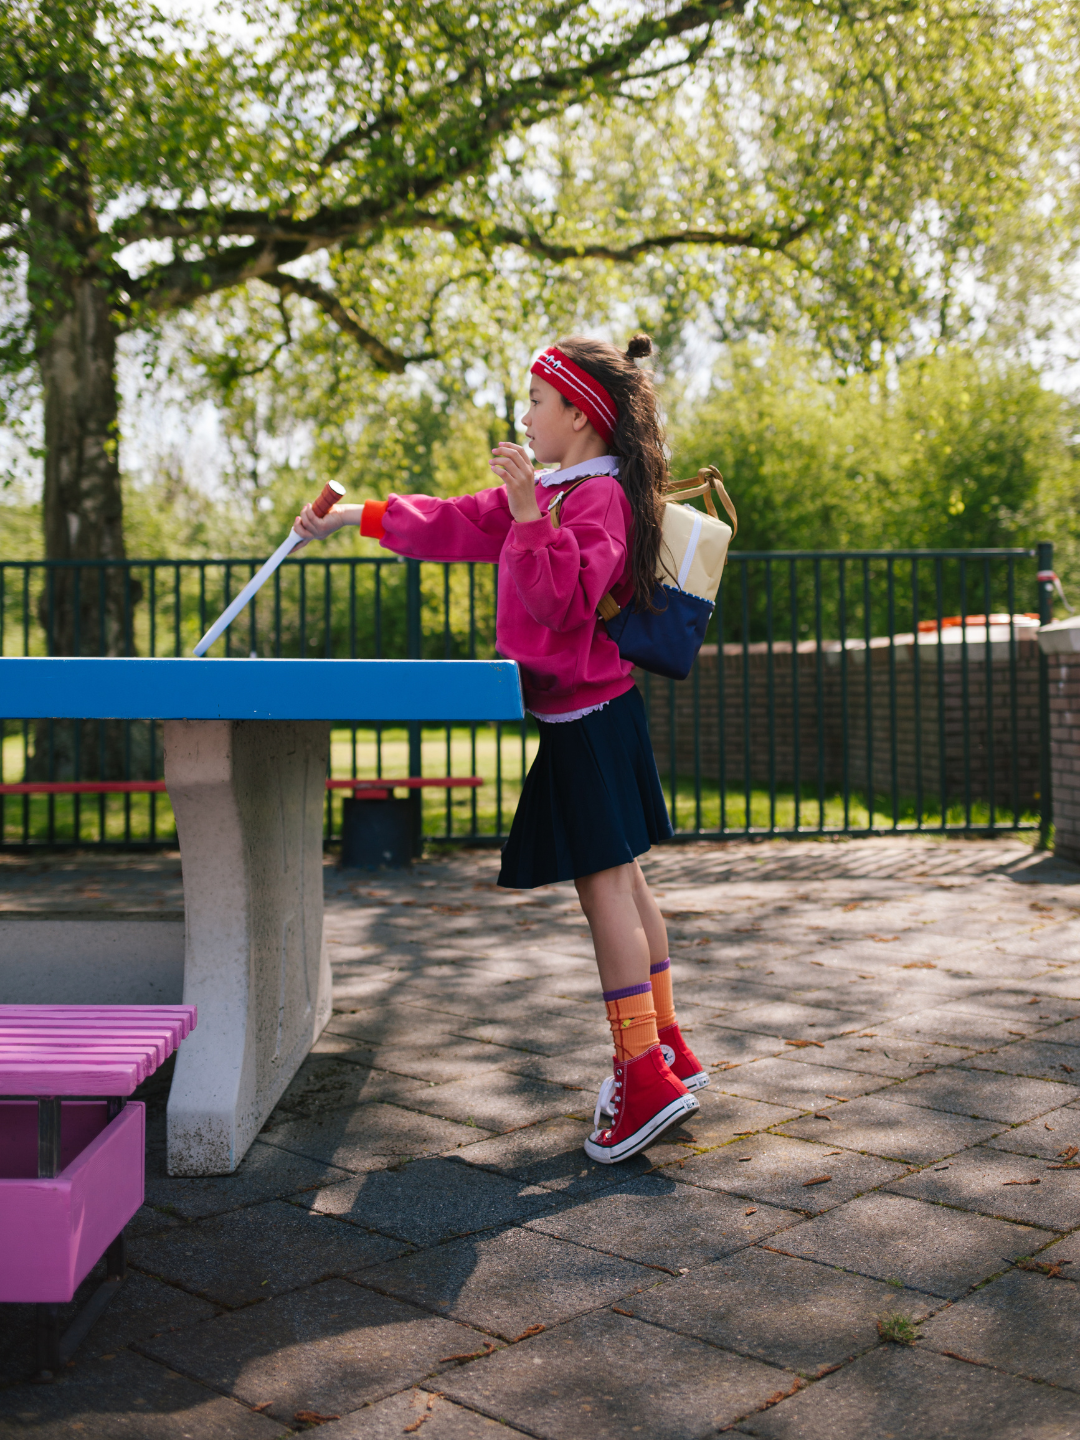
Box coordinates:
[603,982,653,1002]
[650,958,671,975]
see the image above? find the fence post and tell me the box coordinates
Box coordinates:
[406,559,423,856]
[1038,540,1054,848]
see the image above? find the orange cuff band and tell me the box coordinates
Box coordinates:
[360,499,389,540]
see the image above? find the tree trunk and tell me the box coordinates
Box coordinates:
[20,25,137,779]
[38,277,131,658]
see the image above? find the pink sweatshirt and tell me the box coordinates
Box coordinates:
[362,477,636,716]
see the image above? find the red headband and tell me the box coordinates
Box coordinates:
[531,347,618,443]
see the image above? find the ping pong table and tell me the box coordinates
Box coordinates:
[0,657,523,1176]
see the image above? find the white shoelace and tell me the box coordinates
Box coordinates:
[593,1074,620,1132]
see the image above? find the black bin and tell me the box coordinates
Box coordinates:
[340,796,413,869]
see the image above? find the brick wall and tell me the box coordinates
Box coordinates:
[1047,654,1080,863]
[639,634,1041,815]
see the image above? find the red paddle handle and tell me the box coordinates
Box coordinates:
[311,480,346,518]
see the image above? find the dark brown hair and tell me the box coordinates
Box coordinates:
[555,333,667,612]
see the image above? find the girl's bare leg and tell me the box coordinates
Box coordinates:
[575,862,651,992]
[628,859,668,966]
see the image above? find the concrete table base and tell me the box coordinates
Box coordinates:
[164,720,332,1176]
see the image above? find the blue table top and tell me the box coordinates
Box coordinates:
[0,658,524,722]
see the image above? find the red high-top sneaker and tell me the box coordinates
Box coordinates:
[658,1022,710,1093]
[595,1021,708,1122]
[584,1045,699,1164]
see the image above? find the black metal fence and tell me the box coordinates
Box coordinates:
[0,543,1053,849]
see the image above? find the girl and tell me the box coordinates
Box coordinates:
[294,334,708,1162]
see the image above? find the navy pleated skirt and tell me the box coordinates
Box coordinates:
[497,684,673,890]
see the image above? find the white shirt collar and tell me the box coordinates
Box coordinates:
[536,455,620,487]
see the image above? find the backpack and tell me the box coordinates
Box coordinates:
[550,466,737,681]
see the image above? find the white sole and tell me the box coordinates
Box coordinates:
[584,1091,699,1164]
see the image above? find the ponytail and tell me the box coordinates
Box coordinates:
[553,333,667,613]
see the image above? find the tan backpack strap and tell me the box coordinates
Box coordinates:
[546,476,593,529]
[665,466,737,536]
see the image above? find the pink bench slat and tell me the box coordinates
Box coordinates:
[0,1005,197,1095]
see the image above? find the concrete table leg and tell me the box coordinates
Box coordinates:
[163,720,332,1175]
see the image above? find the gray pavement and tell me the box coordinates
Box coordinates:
[2,836,1080,1438]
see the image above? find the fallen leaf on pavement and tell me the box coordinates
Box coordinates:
[786,1039,825,1049]
[511,1325,545,1342]
[439,1343,496,1364]
[803,1175,832,1187]
[1007,1031,1027,1037]
[1003,1178,1041,1186]
[813,1112,832,1120]
[745,1207,758,1215]
[902,961,936,969]
[612,1306,635,1317]
[1058,1146,1078,1161]
[251,1403,272,1413]
[294,1414,341,1426]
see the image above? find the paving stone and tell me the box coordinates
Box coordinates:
[352,1040,533,1085]
[491,1042,612,1091]
[959,1037,1080,1083]
[735,1343,1080,1439]
[438,1307,789,1440]
[1029,1231,1080,1273]
[933,992,1080,1025]
[0,1350,283,1438]
[527,1174,801,1269]
[777,1192,1039,1298]
[877,1065,1080,1122]
[301,1157,555,1245]
[630,1246,933,1377]
[775,1093,1002,1162]
[675,1132,908,1213]
[452,1015,600,1056]
[884,1143,1080,1228]
[312,1390,530,1438]
[693,1029,791,1065]
[262,1102,491,1172]
[879,1007,1042,1048]
[128,1200,409,1307]
[269,1055,428,1119]
[449,1115,653,1196]
[143,1139,355,1221]
[324,1007,467,1045]
[647,1086,803,1152]
[712,1056,893,1109]
[987,1102,1080,1159]
[139,1279,475,1425]
[918,1266,1080,1389]
[1040,1016,1080,1045]
[0,1268,217,1387]
[776,1033,975,1079]
[359,1227,652,1339]
[711,1000,871,1041]
[396,1072,582,1131]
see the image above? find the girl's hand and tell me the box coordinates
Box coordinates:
[490,442,543,525]
[291,502,353,548]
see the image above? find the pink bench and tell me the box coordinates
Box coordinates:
[0,1004,197,1377]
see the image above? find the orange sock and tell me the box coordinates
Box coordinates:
[603,983,659,1061]
[650,958,676,1031]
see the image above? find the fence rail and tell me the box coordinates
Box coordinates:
[0,543,1052,850]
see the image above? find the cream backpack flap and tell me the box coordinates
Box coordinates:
[552,466,737,680]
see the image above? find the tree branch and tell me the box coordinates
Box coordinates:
[113,0,746,251]
[257,272,433,372]
[410,212,817,260]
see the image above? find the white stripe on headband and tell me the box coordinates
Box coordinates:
[533,353,618,431]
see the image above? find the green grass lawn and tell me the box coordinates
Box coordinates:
[1,724,1038,847]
